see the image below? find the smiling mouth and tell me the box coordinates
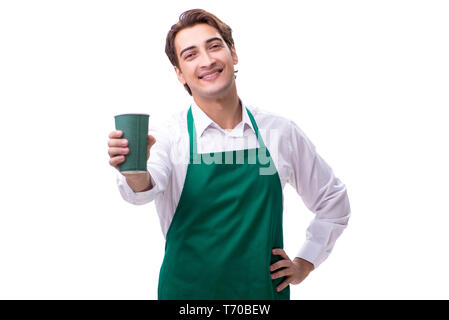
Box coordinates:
[198,68,223,80]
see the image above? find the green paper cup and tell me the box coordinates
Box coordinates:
[114,113,149,173]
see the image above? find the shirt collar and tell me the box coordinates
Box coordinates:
[190,98,255,137]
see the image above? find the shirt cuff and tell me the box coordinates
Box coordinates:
[116,172,159,205]
[296,240,327,269]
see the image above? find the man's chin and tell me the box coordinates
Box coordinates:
[192,81,234,99]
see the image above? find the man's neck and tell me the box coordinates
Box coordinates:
[193,87,242,130]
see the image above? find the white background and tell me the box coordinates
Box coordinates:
[1,0,448,299]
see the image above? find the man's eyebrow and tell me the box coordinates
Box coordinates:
[179,37,224,58]
[180,45,196,58]
[205,37,224,45]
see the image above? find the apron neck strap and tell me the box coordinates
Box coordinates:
[245,106,265,148]
[187,106,198,162]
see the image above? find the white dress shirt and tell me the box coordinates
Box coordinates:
[117,99,351,268]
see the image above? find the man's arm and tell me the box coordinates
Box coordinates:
[287,120,351,269]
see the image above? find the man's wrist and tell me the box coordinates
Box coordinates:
[293,257,315,272]
[124,171,153,192]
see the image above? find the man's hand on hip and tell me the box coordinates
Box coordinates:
[270,248,314,292]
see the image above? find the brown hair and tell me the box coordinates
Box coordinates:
[165,9,235,95]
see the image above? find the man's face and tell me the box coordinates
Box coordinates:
[174,23,238,98]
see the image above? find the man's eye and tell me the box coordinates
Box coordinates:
[185,53,195,59]
[210,44,222,49]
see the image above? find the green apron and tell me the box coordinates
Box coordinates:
[158,106,289,300]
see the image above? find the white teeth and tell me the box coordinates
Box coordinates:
[201,70,221,79]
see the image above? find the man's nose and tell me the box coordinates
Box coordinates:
[199,51,216,68]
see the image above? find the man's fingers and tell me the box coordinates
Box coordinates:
[109,130,123,139]
[271,266,293,280]
[108,132,153,167]
[108,147,129,157]
[270,259,291,272]
[107,131,127,171]
[272,248,290,261]
[108,138,128,148]
[109,155,125,169]
[276,277,291,292]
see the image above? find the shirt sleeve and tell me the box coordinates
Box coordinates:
[116,120,173,206]
[287,120,351,269]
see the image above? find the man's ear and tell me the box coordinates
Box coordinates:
[174,66,186,85]
[231,45,238,65]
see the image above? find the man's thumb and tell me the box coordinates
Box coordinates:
[147,135,156,159]
[148,135,156,148]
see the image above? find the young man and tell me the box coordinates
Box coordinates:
[107,9,350,300]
